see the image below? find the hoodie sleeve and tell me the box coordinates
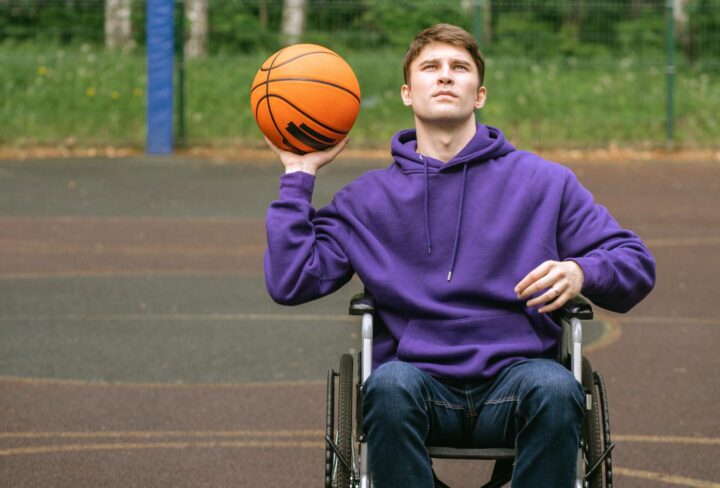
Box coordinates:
[557,170,656,313]
[264,171,354,305]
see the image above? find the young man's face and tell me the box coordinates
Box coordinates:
[401,42,486,126]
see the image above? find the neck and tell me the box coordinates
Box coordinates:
[414,118,477,163]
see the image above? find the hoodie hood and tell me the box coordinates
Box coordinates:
[390,124,515,281]
[391,123,515,172]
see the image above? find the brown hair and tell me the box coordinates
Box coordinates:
[403,23,485,86]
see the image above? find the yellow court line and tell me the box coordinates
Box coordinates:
[2,431,715,445]
[0,270,262,280]
[0,429,324,440]
[0,216,264,224]
[0,374,326,389]
[614,467,720,487]
[614,435,720,445]
[583,315,621,353]
[0,440,324,457]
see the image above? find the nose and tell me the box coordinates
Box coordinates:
[438,64,453,85]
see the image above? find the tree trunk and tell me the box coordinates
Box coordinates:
[461,0,493,45]
[104,0,132,50]
[259,0,268,28]
[185,0,208,58]
[674,0,691,62]
[281,0,306,46]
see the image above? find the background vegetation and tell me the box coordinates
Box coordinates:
[1,0,719,150]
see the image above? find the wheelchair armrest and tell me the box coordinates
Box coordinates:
[553,296,593,369]
[349,292,376,316]
[551,295,593,323]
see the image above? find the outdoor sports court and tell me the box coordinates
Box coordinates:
[0,154,718,487]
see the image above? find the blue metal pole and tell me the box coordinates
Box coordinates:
[146,0,174,154]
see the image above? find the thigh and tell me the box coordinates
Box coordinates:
[470,359,578,447]
[363,361,469,448]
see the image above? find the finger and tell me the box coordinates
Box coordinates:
[520,273,560,302]
[538,291,568,314]
[263,136,282,156]
[526,282,565,308]
[514,261,553,296]
[517,265,562,300]
[325,136,350,157]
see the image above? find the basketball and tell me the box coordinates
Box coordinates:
[250,44,361,154]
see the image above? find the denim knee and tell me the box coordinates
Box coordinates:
[362,361,428,420]
[519,360,584,425]
[363,361,426,398]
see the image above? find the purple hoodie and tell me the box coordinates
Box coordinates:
[264,124,655,381]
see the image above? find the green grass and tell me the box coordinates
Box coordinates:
[1,41,718,150]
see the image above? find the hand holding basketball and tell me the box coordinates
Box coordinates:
[264,135,350,175]
[251,44,361,155]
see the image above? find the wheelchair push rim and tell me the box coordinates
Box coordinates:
[581,357,614,488]
[325,354,357,488]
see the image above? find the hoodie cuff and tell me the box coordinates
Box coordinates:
[564,256,605,297]
[279,171,315,202]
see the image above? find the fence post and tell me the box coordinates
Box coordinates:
[473,0,483,45]
[146,0,174,154]
[666,0,676,144]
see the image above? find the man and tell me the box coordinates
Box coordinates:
[263,24,655,487]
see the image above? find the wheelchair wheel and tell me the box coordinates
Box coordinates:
[326,354,355,488]
[581,357,609,488]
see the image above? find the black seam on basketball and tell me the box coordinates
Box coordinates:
[254,93,349,135]
[264,47,303,153]
[250,78,360,103]
[259,51,340,72]
[286,122,334,151]
[299,123,334,143]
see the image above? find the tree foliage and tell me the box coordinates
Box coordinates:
[0,0,718,65]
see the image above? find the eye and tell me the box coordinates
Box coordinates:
[454,64,469,71]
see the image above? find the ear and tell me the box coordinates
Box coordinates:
[401,84,412,107]
[475,86,487,110]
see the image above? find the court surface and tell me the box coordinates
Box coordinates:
[0,155,718,487]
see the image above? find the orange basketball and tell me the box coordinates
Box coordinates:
[250,44,361,154]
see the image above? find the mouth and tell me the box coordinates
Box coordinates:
[433,91,458,98]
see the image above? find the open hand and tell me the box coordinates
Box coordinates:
[264,136,350,176]
[514,260,584,314]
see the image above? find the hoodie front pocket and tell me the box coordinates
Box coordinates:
[397,312,542,375]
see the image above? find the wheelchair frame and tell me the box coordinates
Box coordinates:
[326,294,614,488]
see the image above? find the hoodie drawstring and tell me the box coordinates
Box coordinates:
[422,156,469,282]
[447,164,468,282]
[423,156,432,255]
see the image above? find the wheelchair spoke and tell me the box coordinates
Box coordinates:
[584,442,615,481]
[326,434,354,474]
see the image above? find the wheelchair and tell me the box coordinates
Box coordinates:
[325,294,614,488]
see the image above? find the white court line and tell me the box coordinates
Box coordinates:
[614,435,720,445]
[619,316,720,326]
[645,236,720,247]
[1,313,354,322]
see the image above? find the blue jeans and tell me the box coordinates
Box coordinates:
[362,359,585,488]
